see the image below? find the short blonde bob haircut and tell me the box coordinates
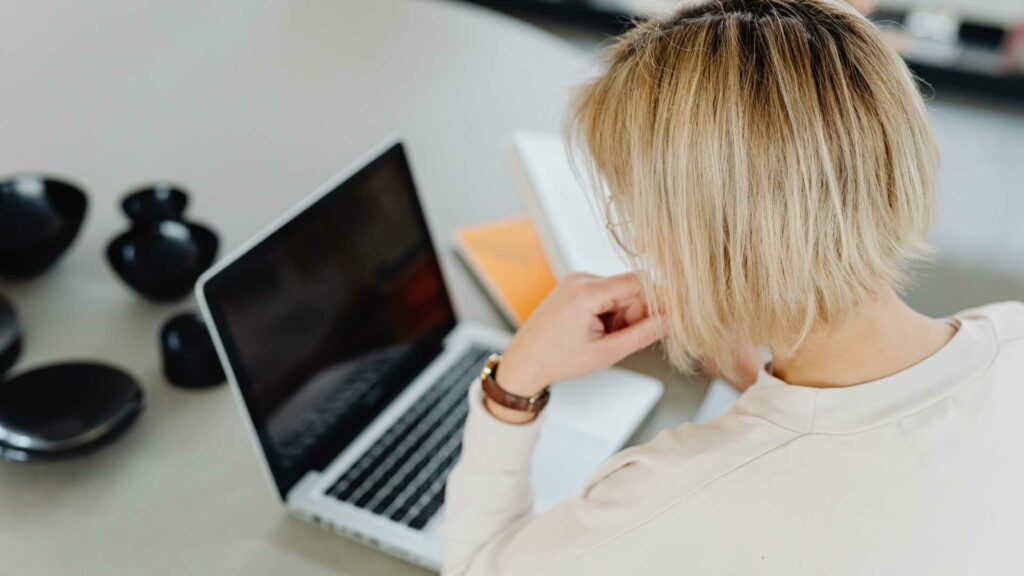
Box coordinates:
[570,0,938,373]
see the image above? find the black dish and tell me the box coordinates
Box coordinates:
[121,183,189,225]
[0,409,142,462]
[0,361,143,460]
[0,294,21,378]
[0,175,88,279]
[160,311,225,389]
[106,219,219,302]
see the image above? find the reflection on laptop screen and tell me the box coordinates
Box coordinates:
[203,143,456,498]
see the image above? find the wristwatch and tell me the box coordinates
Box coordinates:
[479,353,550,414]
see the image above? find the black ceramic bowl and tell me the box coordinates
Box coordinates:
[0,176,88,279]
[160,311,225,389]
[0,361,143,461]
[121,183,189,225]
[106,219,219,302]
[0,294,21,378]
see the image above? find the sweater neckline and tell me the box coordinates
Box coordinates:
[731,314,998,434]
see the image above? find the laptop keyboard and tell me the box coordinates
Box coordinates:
[325,346,494,530]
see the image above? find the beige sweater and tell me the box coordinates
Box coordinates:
[442,302,1024,575]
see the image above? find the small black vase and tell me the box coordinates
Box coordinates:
[0,176,88,279]
[107,219,219,302]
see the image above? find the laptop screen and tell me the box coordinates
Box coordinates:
[202,142,457,499]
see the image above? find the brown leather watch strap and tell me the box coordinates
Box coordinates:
[480,354,550,414]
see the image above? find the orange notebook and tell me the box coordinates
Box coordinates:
[454,218,557,327]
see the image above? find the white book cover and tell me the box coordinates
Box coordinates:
[507,132,630,278]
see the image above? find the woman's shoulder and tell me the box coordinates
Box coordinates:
[580,412,797,507]
[544,413,798,554]
[954,301,1024,343]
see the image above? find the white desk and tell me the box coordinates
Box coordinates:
[0,1,707,574]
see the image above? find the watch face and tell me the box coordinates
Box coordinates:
[481,354,500,380]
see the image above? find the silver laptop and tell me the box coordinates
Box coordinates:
[195,136,664,571]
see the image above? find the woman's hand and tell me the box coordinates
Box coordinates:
[489,273,665,423]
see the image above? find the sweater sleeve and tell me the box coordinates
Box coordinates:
[441,379,586,576]
[440,378,797,575]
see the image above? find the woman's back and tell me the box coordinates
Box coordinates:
[444,303,1024,574]
[567,303,1023,574]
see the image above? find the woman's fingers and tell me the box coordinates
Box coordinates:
[596,314,666,362]
[499,271,664,395]
[620,296,648,325]
[601,296,647,332]
[585,272,646,314]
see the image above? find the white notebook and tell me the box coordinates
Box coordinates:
[507,132,630,278]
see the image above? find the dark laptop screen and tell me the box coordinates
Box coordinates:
[203,142,457,498]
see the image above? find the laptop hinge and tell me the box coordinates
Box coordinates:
[287,470,325,506]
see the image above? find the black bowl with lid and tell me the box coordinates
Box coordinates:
[121,183,189,226]
[106,219,219,302]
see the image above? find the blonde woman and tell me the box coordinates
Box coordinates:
[442,1,1024,574]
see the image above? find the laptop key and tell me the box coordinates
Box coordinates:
[407,486,448,530]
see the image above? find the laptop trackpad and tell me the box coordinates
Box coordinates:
[531,421,612,512]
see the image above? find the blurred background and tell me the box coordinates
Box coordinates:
[475,0,1024,84]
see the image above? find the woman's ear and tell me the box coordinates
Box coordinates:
[846,0,877,16]
[699,341,763,392]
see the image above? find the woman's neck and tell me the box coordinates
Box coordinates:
[771,287,956,389]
